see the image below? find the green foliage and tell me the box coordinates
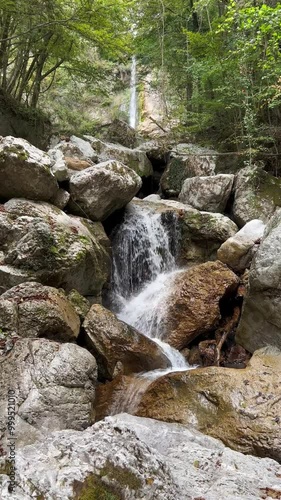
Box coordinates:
[134,0,281,153]
[0,0,132,110]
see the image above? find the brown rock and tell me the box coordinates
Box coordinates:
[136,347,281,462]
[162,261,239,350]
[65,157,92,171]
[83,304,170,380]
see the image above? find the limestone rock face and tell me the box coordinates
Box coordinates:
[137,347,281,462]
[179,174,234,213]
[218,219,265,272]
[0,199,111,296]
[0,417,181,500]
[83,304,170,380]
[0,136,58,202]
[161,261,239,350]
[0,338,97,447]
[232,165,281,226]
[69,160,142,221]
[160,143,216,197]
[236,209,281,352]
[0,282,80,341]
[1,414,280,500]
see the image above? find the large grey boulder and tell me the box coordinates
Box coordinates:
[85,136,153,177]
[218,219,265,272]
[232,165,281,226]
[83,304,170,380]
[1,415,280,499]
[236,209,281,351]
[0,199,111,297]
[179,174,234,213]
[0,136,59,202]
[160,143,217,197]
[0,338,97,448]
[69,160,142,221]
[0,282,80,341]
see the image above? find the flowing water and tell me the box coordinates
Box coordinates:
[129,56,138,129]
[108,202,194,414]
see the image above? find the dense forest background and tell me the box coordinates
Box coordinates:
[0,0,281,158]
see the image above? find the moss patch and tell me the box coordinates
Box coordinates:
[73,474,121,500]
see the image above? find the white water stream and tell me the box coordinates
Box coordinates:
[129,56,138,129]
[111,203,192,373]
[109,203,194,414]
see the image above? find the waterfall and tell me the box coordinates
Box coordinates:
[129,56,138,129]
[110,202,190,372]
[110,202,178,309]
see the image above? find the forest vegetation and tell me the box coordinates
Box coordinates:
[0,0,281,155]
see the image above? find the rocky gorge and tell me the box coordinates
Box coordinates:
[0,124,281,499]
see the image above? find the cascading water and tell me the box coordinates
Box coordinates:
[108,202,193,414]
[129,56,138,129]
[110,202,191,372]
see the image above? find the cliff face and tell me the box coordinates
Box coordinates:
[0,91,51,150]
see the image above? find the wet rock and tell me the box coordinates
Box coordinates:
[69,160,142,221]
[0,136,58,202]
[83,304,170,380]
[217,219,265,272]
[0,199,111,296]
[236,209,281,352]
[179,174,234,213]
[160,143,217,197]
[0,282,80,341]
[161,261,239,350]
[137,347,281,462]
[232,165,281,226]
[0,338,97,447]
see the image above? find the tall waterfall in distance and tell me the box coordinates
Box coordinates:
[129,56,138,129]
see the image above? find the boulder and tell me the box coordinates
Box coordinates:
[161,261,239,349]
[218,219,265,273]
[67,289,91,321]
[83,304,170,380]
[0,338,97,447]
[134,199,238,265]
[0,199,111,296]
[69,160,142,221]
[103,118,138,148]
[49,135,97,162]
[137,347,281,462]
[50,188,70,209]
[160,143,217,197]
[85,136,153,177]
[2,415,280,499]
[0,282,80,341]
[236,209,281,352]
[49,149,69,182]
[232,165,281,226]
[0,136,58,202]
[179,174,234,213]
